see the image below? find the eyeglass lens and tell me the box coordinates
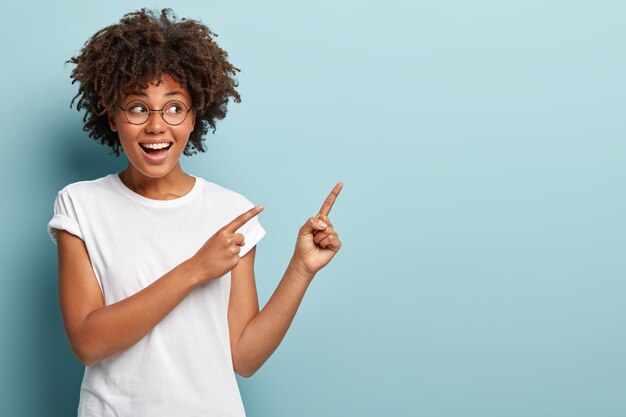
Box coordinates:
[123,100,189,125]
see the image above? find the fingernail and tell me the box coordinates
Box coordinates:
[316,220,328,228]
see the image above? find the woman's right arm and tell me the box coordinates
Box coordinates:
[57,230,199,366]
[56,205,262,366]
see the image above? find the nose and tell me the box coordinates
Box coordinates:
[144,110,166,134]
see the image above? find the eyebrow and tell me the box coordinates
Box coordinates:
[125,90,186,98]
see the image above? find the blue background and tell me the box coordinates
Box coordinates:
[1,0,625,416]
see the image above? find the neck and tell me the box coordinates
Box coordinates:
[119,163,195,200]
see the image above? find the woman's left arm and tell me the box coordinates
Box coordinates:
[227,183,343,377]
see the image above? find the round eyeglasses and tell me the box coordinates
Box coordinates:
[117,100,192,126]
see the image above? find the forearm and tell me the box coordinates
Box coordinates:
[74,259,199,365]
[232,258,314,376]
[229,184,343,377]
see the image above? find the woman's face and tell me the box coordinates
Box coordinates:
[108,73,195,179]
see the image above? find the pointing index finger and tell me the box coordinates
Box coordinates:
[223,205,264,233]
[317,182,343,217]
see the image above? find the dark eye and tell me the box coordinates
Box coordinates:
[127,102,148,114]
[164,101,186,115]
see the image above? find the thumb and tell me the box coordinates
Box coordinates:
[299,217,328,237]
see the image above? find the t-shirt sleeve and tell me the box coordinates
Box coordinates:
[48,189,84,245]
[234,198,266,258]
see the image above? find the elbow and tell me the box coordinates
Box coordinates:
[66,314,108,367]
[78,355,98,367]
[233,362,258,378]
[232,352,262,378]
[236,369,257,379]
[73,350,95,367]
[80,358,97,367]
[74,347,97,367]
[71,339,101,367]
[232,342,275,378]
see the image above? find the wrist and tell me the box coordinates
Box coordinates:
[287,257,316,284]
[181,256,205,288]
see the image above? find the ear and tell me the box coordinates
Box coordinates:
[108,111,118,132]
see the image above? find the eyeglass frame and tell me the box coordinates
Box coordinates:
[117,100,193,126]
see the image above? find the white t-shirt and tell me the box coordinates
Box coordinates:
[47,173,265,417]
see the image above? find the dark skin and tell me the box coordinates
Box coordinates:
[57,183,342,375]
[57,80,343,375]
[61,8,344,378]
[69,8,241,157]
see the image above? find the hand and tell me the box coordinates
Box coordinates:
[190,205,264,284]
[292,183,343,278]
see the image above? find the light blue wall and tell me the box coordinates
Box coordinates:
[1,0,625,416]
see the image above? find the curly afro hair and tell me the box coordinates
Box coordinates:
[68,8,241,156]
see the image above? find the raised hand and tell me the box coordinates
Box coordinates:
[292,183,343,278]
[190,205,264,284]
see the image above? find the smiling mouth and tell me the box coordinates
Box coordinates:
[140,143,173,154]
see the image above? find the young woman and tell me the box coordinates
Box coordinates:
[48,9,342,416]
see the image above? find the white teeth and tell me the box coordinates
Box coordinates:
[141,143,171,150]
